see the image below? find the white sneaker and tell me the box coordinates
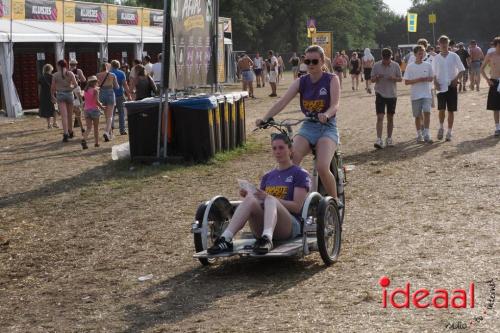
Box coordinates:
[416,133,425,143]
[445,132,452,141]
[437,128,444,140]
[424,134,433,143]
[385,138,394,147]
[374,138,384,149]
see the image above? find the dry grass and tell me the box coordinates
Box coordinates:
[1,73,499,332]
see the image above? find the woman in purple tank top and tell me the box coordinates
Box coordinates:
[257,45,342,205]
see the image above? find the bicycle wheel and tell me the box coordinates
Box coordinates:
[316,197,342,266]
[193,196,233,266]
[317,152,345,224]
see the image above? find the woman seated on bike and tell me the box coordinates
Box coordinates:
[257,45,342,205]
[208,134,311,255]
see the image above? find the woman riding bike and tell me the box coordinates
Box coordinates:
[257,45,342,206]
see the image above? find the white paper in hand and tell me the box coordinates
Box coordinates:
[237,179,258,194]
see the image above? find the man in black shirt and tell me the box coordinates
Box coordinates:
[455,43,471,92]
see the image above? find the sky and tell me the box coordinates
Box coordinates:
[384,0,413,15]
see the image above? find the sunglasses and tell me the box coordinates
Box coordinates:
[304,59,320,65]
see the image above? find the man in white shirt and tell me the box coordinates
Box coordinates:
[433,35,465,141]
[268,50,278,97]
[150,53,162,88]
[407,38,431,65]
[404,45,434,143]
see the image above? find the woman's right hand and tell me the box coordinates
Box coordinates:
[255,118,265,127]
[239,189,248,198]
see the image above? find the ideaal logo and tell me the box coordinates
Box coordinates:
[379,276,475,309]
[379,277,496,330]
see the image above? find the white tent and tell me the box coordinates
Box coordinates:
[0,19,162,117]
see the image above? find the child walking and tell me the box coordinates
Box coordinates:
[81,76,104,149]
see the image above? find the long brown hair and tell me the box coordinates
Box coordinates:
[57,59,68,78]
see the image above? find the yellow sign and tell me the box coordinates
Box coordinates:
[312,31,333,60]
[407,13,418,33]
[429,13,436,24]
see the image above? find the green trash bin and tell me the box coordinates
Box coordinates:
[170,96,218,162]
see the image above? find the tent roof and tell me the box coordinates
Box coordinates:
[0,19,163,43]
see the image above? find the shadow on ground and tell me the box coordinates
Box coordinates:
[122,258,324,333]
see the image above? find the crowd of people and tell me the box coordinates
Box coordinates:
[38,54,162,148]
[209,36,500,254]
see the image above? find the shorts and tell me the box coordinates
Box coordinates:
[84,108,100,120]
[254,68,262,76]
[350,70,360,75]
[334,66,343,73]
[296,118,340,145]
[459,70,469,82]
[99,88,116,106]
[56,91,74,104]
[269,71,277,83]
[470,61,481,74]
[364,68,372,80]
[241,70,254,82]
[487,79,500,110]
[289,216,301,239]
[297,71,307,78]
[375,93,397,114]
[411,98,432,117]
[437,86,458,111]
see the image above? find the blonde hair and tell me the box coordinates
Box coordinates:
[305,45,325,60]
[42,64,53,74]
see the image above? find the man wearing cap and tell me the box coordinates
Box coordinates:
[69,59,86,133]
[110,60,132,135]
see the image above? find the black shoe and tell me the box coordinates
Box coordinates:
[103,133,110,142]
[253,235,273,254]
[94,143,100,148]
[81,128,86,134]
[120,131,128,135]
[81,140,88,150]
[207,237,233,254]
[62,134,69,142]
[68,131,74,139]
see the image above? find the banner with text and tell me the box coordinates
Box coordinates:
[167,0,216,89]
[25,0,57,21]
[312,31,333,60]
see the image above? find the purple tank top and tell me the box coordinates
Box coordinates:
[299,72,334,117]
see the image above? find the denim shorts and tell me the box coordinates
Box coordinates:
[99,88,116,106]
[56,91,74,104]
[411,98,432,117]
[84,108,100,119]
[289,216,301,239]
[296,118,340,145]
[241,70,254,82]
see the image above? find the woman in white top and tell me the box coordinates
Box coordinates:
[362,48,375,94]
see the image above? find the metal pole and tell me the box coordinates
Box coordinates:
[62,0,65,56]
[213,0,219,93]
[160,0,170,160]
[432,24,436,46]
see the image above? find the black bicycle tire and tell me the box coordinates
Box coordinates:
[316,197,342,266]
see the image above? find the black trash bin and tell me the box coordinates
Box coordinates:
[171,96,218,162]
[225,94,237,150]
[213,95,225,153]
[218,95,230,151]
[125,98,163,162]
[232,92,247,147]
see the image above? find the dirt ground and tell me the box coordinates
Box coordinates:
[0,72,499,333]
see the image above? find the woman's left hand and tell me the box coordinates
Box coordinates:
[318,113,329,124]
[254,189,268,201]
